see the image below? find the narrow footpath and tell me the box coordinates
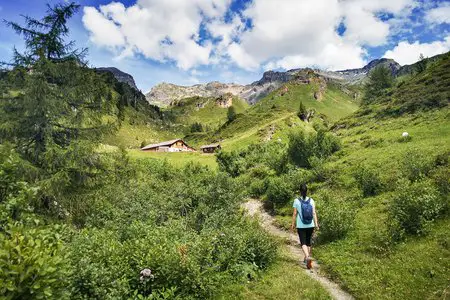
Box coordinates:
[242,199,354,300]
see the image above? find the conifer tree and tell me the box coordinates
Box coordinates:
[415,53,427,74]
[297,101,307,121]
[4,2,85,65]
[227,106,237,122]
[1,2,116,206]
[363,65,394,104]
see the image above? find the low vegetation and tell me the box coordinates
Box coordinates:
[0,4,276,299]
[216,54,449,299]
[1,2,449,299]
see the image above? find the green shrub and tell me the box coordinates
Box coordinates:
[287,129,340,168]
[430,166,450,195]
[69,218,277,299]
[283,168,314,191]
[0,223,70,299]
[190,122,203,133]
[247,165,274,179]
[353,164,383,197]
[402,149,434,182]
[315,191,356,243]
[248,179,268,197]
[216,150,244,177]
[308,156,334,182]
[266,177,293,207]
[389,180,447,241]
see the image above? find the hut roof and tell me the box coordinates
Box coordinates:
[141,138,183,150]
[200,143,221,149]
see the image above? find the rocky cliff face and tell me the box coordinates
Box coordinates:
[145,82,249,107]
[96,67,139,91]
[318,58,401,84]
[145,58,403,107]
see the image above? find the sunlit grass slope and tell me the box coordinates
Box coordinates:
[196,82,359,150]
[128,150,218,169]
[165,95,249,129]
[274,53,450,299]
[313,110,450,299]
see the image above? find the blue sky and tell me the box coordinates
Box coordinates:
[1,0,449,92]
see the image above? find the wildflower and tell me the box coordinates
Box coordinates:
[139,268,155,282]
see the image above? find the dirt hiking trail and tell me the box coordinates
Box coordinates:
[242,199,354,300]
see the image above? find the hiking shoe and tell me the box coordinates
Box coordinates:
[306,257,312,269]
[301,258,306,265]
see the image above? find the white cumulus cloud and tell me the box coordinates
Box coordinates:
[222,0,414,70]
[82,0,231,70]
[82,0,419,72]
[425,2,450,25]
[383,36,450,65]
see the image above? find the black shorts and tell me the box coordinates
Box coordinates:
[297,228,314,246]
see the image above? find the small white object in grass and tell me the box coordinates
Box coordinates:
[402,132,409,137]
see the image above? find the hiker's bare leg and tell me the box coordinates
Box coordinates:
[301,244,309,258]
[308,246,312,258]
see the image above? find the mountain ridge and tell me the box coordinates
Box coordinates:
[96,67,139,91]
[145,57,406,107]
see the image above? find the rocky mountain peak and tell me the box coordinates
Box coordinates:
[96,67,139,91]
[253,70,294,86]
[361,58,401,74]
[144,57,407,107]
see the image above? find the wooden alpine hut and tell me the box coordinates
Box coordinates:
[141,139,195,152]
[200,143,221,153]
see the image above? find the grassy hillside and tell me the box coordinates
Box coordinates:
[103,106,181,148]
[267,53,450,299]
[188,80,359,150]
[165,95,249,129]
[310,109,449,299]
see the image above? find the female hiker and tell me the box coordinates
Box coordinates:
[291,183,319,269]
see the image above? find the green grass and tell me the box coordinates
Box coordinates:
[128,150,218,169]
[165,96,249,129]
[270,108,450,299]
[218,247,331,299]
[265,54,450,299]
[316,217,450,299]
[199,81,359,151]
[106,77,358,153]
[253,82,359,121]
[104,122,180,149]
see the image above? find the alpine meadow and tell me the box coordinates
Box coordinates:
[0,1,449,300]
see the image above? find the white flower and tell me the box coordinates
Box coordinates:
[140,268,155,282]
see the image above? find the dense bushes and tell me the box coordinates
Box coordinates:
[389,180,448,240]
[287,128,340,168]
[402,149,434,182]
[266,177,293,207]
[315,191,357,243]
[0,152,277,299]
[216,142,287,177]
[0,223,70,300]
[69,218,277,299]
[353,164,383,197]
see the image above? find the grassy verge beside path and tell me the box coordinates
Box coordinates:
[219,247,332,300]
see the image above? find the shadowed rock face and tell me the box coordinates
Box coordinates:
[96,67,139,91]
[145,58,403,107]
